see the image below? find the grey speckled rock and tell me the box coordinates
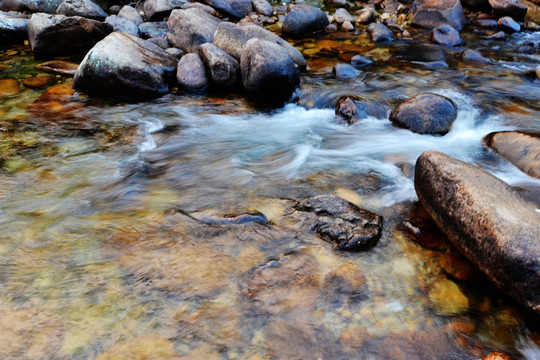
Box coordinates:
[138,21,166,38]
[0,0,63,13]
[281,4,329,38]
[412,0,467,30]
[28,13,112,56]
[105,15,139,36]
[166,8,220,53]
[213,22,306,70]
[176,53,208,92]
[367,22,394,43]
[199,42,239,88]
[56,0,107,20]
[117,5,143,25]
[390,93,457,134]
[415,150,540,315]
[240,38,299,97]
[144,0,185,20]
[73,32,177,98]
[0,11,29,43]
[252,0,272,16]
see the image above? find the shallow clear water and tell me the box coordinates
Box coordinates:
[0,27,540,359]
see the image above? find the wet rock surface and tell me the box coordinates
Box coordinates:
[390,93,457,135]
[484,131,540,178]
[36,60,79,76]
[73,32,177,98]
[292,195,383,251]
[430,24,462,46]
[412,0,467,30]
[415,150,540,315]
[462,49,492,63]
[281,4,329,38]
[28,13,112,56]
[335,96,386,125]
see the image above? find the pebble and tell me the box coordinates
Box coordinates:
[341,21,354,31]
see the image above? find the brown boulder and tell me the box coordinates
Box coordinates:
[484,131,540,178]
[414,150,540,315]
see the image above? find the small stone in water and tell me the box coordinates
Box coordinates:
[428,277,469,315]
[325,23,338,32]
[23,75,57,88]
[486,31,507,40]
[341,21,354,31]
[498,16,520,33]
[0,79,21,98]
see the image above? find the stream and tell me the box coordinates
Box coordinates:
[1,17,540,360]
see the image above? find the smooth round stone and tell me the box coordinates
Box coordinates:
[462,49,492,63]
[22,75,57,88]
[0,79,22,98]
[350,54,373,67]
[498,16,520,32]
[428,277,469,315]
[430,24,462,46]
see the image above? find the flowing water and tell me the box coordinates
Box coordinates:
[1,23,540,360]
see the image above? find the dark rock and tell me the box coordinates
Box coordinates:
[471,18,499,29]
[252,0,272,16]
[484,131,540,178]
[518,43,535,53]
[181,2,216,14]
[199,0,252,18]
[414,150,540,315]
[0,0,62,13]
[325,23,337,32]
[486,30,507,40]
[36,60,78,75]
[240,38,299,97]
[213,22,306,69]
[0,11,28,44]
[118,5,143,25]
[28,13,112,56]
[105,15,139,36]
[109,4,121,14]
[199,42,239,88]
[462,48,492,62]
[367,22,394,43]
[412,0,467,30]
[356,8,377,24]
[144,0,185,21]
[294,195,383,251]
[146,36,168,48]
[176,53,208,92]
[350,54,373,67]
[166,8,220,53]
[395,43,447,64]
[524,21,539,30]
[334,8,355,23]
[56,0,107,20]
[332,63,361,79]
[390,93,457,135]
[326,0,347,7]
[498,15,521,32]
[138,21,167,38]
[73,32,177,98]
[461,0,491,10]
[281,4,329,38]
[430,24,462,46]
[489,0,528,21]
[335,96,386,125]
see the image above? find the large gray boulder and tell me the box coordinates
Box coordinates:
[105,15,139,36]
[489,0,528,21]
[412,0,467,30]
[0,0,63,13]
[0,11,28,43]
[166,8,220,53]
[73,32,177,98]
[240,38,299,98]
[484,131,540,178]
[176,52,208,92]
[213,22,306,70]
[415,151,540,315]
[56,0,107,20]
[199,42,239,88]
[144,0,185,20]
[28,13,112,56]
[198,0,252,18]
[281,4,329,38]
[390,93,457,135]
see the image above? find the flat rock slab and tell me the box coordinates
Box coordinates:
[28,13,112,56]
[293,195,383,251]
[484,131,540,178]
[73,32,177,98]
[415,150,540,315]
[36,60,79,76]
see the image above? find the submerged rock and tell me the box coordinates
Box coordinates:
[28,13,112,56]
[350,54,373,68]
[0,79,21,98]
[428,277,469,315]
[166,8,221,53]
[36,60,79,76]
[281,4,329,38]
[213,22,306,69]
[412,0,467,30]
[430,24,462,46]
[199,42,239,89]
[390,93,457,135]
[0,11,28,43]
[294,195,383,251]
[489,0,528,21]
[367,22,394,43]
[462,49,492,63]
[332,64,360,79]
[56,0,107,20]
[415,150,540,315]
[73,32,177,98]
[335,96,386,125]
[176,53,209,93]
[240,38,299,98]
[484,131,540,178]
[486,30,507,40]
[22,75,57,88]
